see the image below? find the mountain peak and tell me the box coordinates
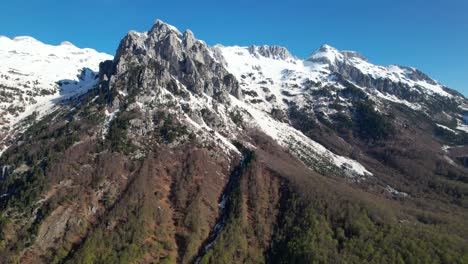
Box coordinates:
[12,36,42,44]
[248,45,293,60]
[151,19,182,35]
[113,21,241,102]
[307,44,369,65]
[60,41,76,47]
[307,44,342,64]
[1,19,467,264]
[319,44,337,51]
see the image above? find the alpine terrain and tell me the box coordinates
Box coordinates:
[0,20,467,263]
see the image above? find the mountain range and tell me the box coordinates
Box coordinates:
[0,20,467,263]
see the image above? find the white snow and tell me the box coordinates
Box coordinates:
[216,45,327,112]
[385,185,408,197]
[436,123,458,134]
[442,145,451,152]
[214,43,464,179]
[101,108,119,139]
[307,44,452,98]
[456,119,468,133]
[215,43,453,118]
[0,36,112,128]
[308,44,344,64]
[0,36,112,93]
[215,45,378,179]
[0,35,113,150]
[229,95,373,179]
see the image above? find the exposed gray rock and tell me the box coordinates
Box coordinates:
[248,45,293,60]
[341,50,368,61]
[111,20,242,103]
[396,65,437,85]
[307,45,439,102]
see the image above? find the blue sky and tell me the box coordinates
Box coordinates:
[1,0,467,95]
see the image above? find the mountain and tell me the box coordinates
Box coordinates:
[0,20,467,263]
[0,35,112,154]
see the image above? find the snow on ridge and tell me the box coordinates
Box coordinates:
[218,42,455,117]
[0,35,112,91]
[307,44,343,64]
[457,120,468,133]
[436,123,458,134]
[304,44,452,98]
[0,35,113,139]
[230,95,373,179]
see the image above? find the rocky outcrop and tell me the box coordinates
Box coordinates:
[109,20,241,104]
[248,45,293,60]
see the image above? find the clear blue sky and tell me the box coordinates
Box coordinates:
[1,0,467,95]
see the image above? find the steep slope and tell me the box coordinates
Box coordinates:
[0,20,467,264]
[0,36,112,154]
[215,44,467,124]
[215,42,468,194]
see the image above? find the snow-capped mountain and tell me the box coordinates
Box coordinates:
[99,20,373,179]
[216,43,465,110]
[0,20,467,263]
[1,21,466,176]
[214,42,468,135]
[0,35,112,153]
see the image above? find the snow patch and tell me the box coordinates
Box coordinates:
[101,108,120,139]
[230,96,372,179]
[0,35,113,138]
[385,185,409,197]
[436,124,458,134]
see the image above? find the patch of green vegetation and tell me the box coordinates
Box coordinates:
[315,111,334,130]
[268,189,468,264]
[107,113,131,152]
[66,196,174,264]
[0,88,107,260]
[433,125,468,145]
[154,112,190,144]
[390,102,431,127]
[159,118,188,143]
[339,85,368,100]
[353,100,394,141]
[288,105,318,134]
[199,146,262,264]
[330,112,353,135]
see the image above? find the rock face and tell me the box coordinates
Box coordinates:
[305,44,460,102]
[0,20,467,264]
[109,20,241,104]
[248,45,293,60]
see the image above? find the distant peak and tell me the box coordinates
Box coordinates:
[309,44,339,56]
[248,45,292,60]
[150,19,181,35]
[183,29,194,37]
[307,44,342,64]
[12,36,42,44]
[341,50,368,62]
[183,29,196,48]
[60,41,76,47]
[307,44,368,64]
[319,44,337,51]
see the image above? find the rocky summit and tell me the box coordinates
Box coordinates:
[0,20,467,263]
